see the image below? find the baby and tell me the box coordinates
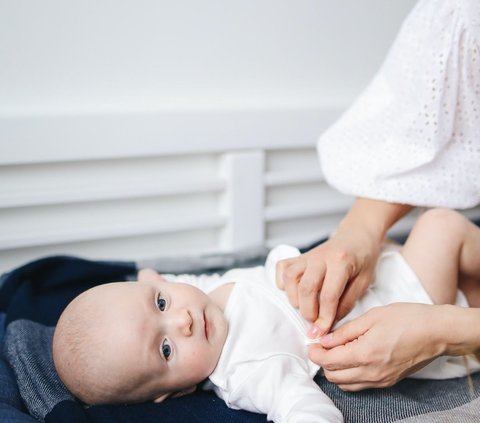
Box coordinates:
[53,209,480,422]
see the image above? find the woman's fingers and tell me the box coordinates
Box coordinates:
[276,257,312,309]
[276,233,379,330]
[297,259,326,322]
[310,304,445,389]
[275,257,297,289]
[335,271,372,321]
[282,260,307,308]
[315,262,351,333]
[309,322,395,389]
[317,315,371,349]
[308,319,371,373]
[277,249,330,323]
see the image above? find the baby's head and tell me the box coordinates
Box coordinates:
[52,275,228,404]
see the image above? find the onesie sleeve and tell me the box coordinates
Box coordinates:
[224,356,343,423]
[318,0,480,208]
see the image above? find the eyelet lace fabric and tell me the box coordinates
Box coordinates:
[318,0,480,208]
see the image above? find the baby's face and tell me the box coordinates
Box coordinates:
[93,278,228,401]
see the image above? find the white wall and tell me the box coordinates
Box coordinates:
[1,1,426,274]
[0,1,417,115]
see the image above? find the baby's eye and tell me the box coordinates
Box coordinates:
[162,339,172,360]
[157,294,167,311]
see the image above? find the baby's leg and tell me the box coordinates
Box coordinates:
[400,209,480,306]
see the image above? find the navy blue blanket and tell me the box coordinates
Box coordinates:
[0,256,265,423]
[2,253,480,423]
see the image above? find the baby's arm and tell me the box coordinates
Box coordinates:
[400,209,480,306]
[225,357,343,423]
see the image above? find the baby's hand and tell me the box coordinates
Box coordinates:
[137,268,165,283]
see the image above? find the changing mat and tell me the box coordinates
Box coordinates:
[2,252,480,423]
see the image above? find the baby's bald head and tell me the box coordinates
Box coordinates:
[52,283,157,404]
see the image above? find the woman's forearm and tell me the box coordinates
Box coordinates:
[438,305,480,358]
[338,198,413,241]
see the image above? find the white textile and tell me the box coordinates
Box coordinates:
[318,0,480,208]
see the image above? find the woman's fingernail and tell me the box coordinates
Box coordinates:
[308,325,321,338]
[320,333,333,344]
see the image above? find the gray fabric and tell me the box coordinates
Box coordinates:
[3,320,74,423]
[398,396,480,422]
[316,372,480,422]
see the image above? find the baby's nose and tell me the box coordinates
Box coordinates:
[175,309,193,336]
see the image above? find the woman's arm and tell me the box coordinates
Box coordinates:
[310,303,480,390]
[339,198,412,242]
[443,305,480,359]
[276,197,412,334]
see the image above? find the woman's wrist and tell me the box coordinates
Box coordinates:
[338,198,413,242]
[438,304,480,358]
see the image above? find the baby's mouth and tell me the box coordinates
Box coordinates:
[204,311,208,340]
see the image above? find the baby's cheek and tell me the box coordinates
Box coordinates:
[184,348,213,380]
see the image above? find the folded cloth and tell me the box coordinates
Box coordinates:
[3,321,72,422]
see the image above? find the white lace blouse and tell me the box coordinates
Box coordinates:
[318,0,480,208]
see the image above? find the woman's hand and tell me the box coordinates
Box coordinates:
[276,225,380,334]
[309,303,452,390]
[275,199,412,335]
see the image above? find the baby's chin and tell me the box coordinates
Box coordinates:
[209,309,229,367]
[208,303,229,343]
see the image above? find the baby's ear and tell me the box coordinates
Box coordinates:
[172,386,196,398]
[152,392,170,403]
[137,268,167,284]
[153,386,196,403]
